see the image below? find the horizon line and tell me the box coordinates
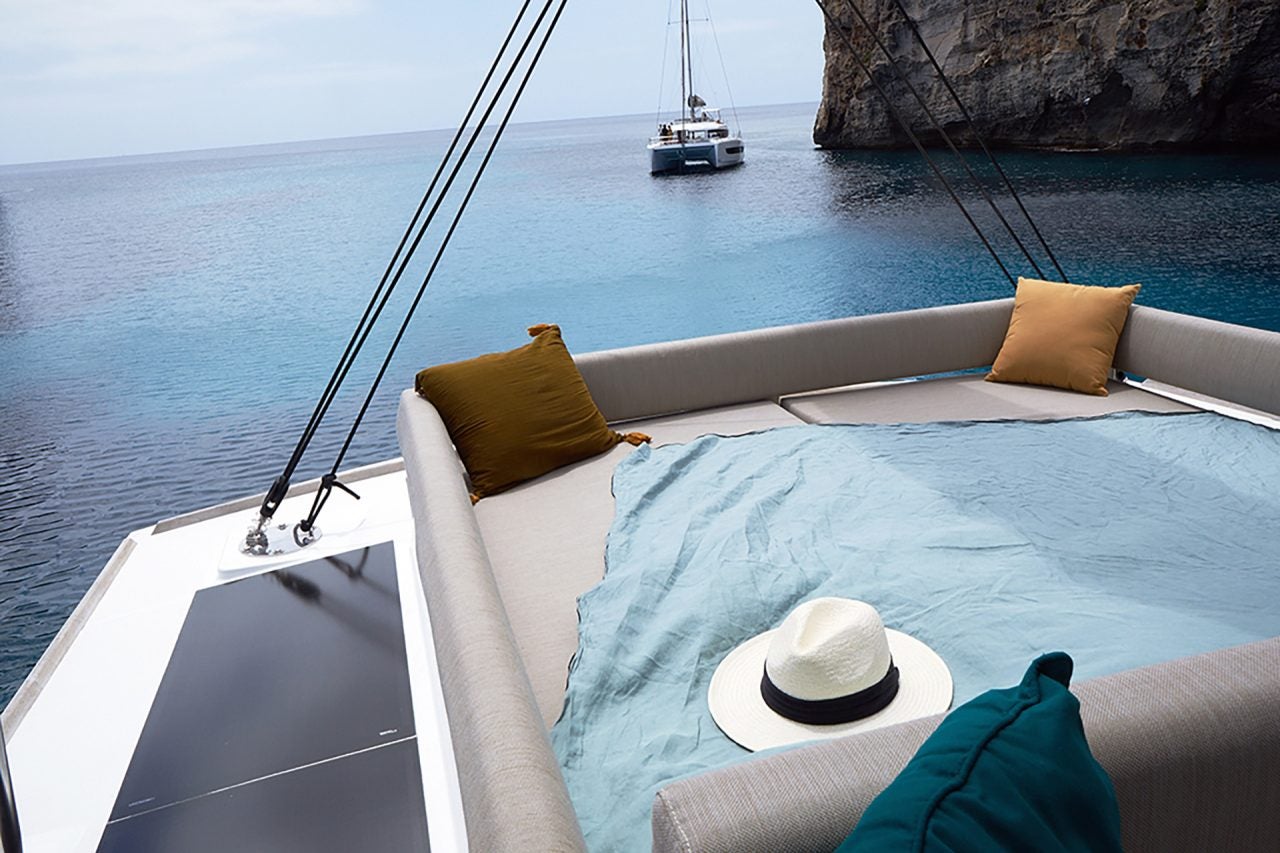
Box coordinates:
[0,100,820,171]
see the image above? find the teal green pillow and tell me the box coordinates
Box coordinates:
[837,653,1121,853]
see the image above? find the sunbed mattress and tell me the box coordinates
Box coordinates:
[551,411,1280,851]
[474,401,804,725]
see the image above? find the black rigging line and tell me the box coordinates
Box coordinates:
[293,0,558,460]
[655,0,673,127]
[255,0,537,526]
[835,0,1045,280]
[705,0,743,136]
[685,0,696,111]
[307,0,558,476]
[814,0,1015,285]
[288,0,536,463]
[886,0,1069,282]
[680,0,689,121]
[297,0,571,534]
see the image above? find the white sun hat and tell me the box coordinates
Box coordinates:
[709,597,953,751]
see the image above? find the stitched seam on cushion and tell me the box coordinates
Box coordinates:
[655,790,695,853]
[909,689,1041,853]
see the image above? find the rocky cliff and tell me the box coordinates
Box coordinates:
[814,0,1280,150]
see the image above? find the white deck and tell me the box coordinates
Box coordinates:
[5,465,466,852]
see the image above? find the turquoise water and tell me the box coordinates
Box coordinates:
[0,101,1277,703]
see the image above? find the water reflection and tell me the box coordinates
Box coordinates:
[0,197,19,333]
[814,145,1280,326]
[817,147,939,216]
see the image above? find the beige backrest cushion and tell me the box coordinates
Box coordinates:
[988,278,1140,396]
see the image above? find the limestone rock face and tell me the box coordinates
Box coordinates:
[814,0,1280,150]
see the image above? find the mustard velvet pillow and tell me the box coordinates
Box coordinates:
[987,277,1141,396]
[416,325,632,500]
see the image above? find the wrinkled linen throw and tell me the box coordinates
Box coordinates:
[550,412,1280,851]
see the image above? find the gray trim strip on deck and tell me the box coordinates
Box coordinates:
[151,458,406,535]
[3,537,138,734]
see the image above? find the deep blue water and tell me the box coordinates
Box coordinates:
[0,102,1278,704]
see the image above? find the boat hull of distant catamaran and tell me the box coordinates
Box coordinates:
[648,137,745,174]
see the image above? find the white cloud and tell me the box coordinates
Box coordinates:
[249,60,420,89]
[0,0,363,78]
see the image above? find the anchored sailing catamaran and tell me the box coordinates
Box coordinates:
[3,1,1280,851]
[647,0,744,174]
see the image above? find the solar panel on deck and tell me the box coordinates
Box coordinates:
[96,541,429,852]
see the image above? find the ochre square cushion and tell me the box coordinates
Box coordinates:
[987,277,1141,396]
[837,653,1122,853]
[416,325,625,499]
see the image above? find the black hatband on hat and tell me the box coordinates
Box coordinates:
[760,660,900,725]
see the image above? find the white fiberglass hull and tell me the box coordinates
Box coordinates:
[648,137,745,174]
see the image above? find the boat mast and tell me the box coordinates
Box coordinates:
[679,0,688,123]
[683,0,695,120]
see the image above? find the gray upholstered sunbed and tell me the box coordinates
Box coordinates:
[397,298,1280,852]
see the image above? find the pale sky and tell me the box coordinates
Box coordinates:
[0,1,826,165]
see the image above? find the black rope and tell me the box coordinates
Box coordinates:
[298,0,572,533]
[888,0,1069,282]
[255,0,537,524]
[680,0,689,121]
[684,0,696,116]
[287,0,536,465]
[835,0,1045,280]
[301,0,559,486]
[814,0,1015,285]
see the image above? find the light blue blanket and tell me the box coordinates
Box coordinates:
[549,412,1280,852]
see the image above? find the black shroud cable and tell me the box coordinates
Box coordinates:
[283,0,537,478]
[250,0,544,534]
[269,0,1072,539]
[297,0,572,534]
[834,0,1046,279]
[814,0,1015,285]
[887,0,1069,282]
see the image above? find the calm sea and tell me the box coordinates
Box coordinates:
[1,101,1278,703]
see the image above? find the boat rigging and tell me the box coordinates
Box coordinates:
[648,0,745,174]
[241,0,570,557]
[242,0,1068,549]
